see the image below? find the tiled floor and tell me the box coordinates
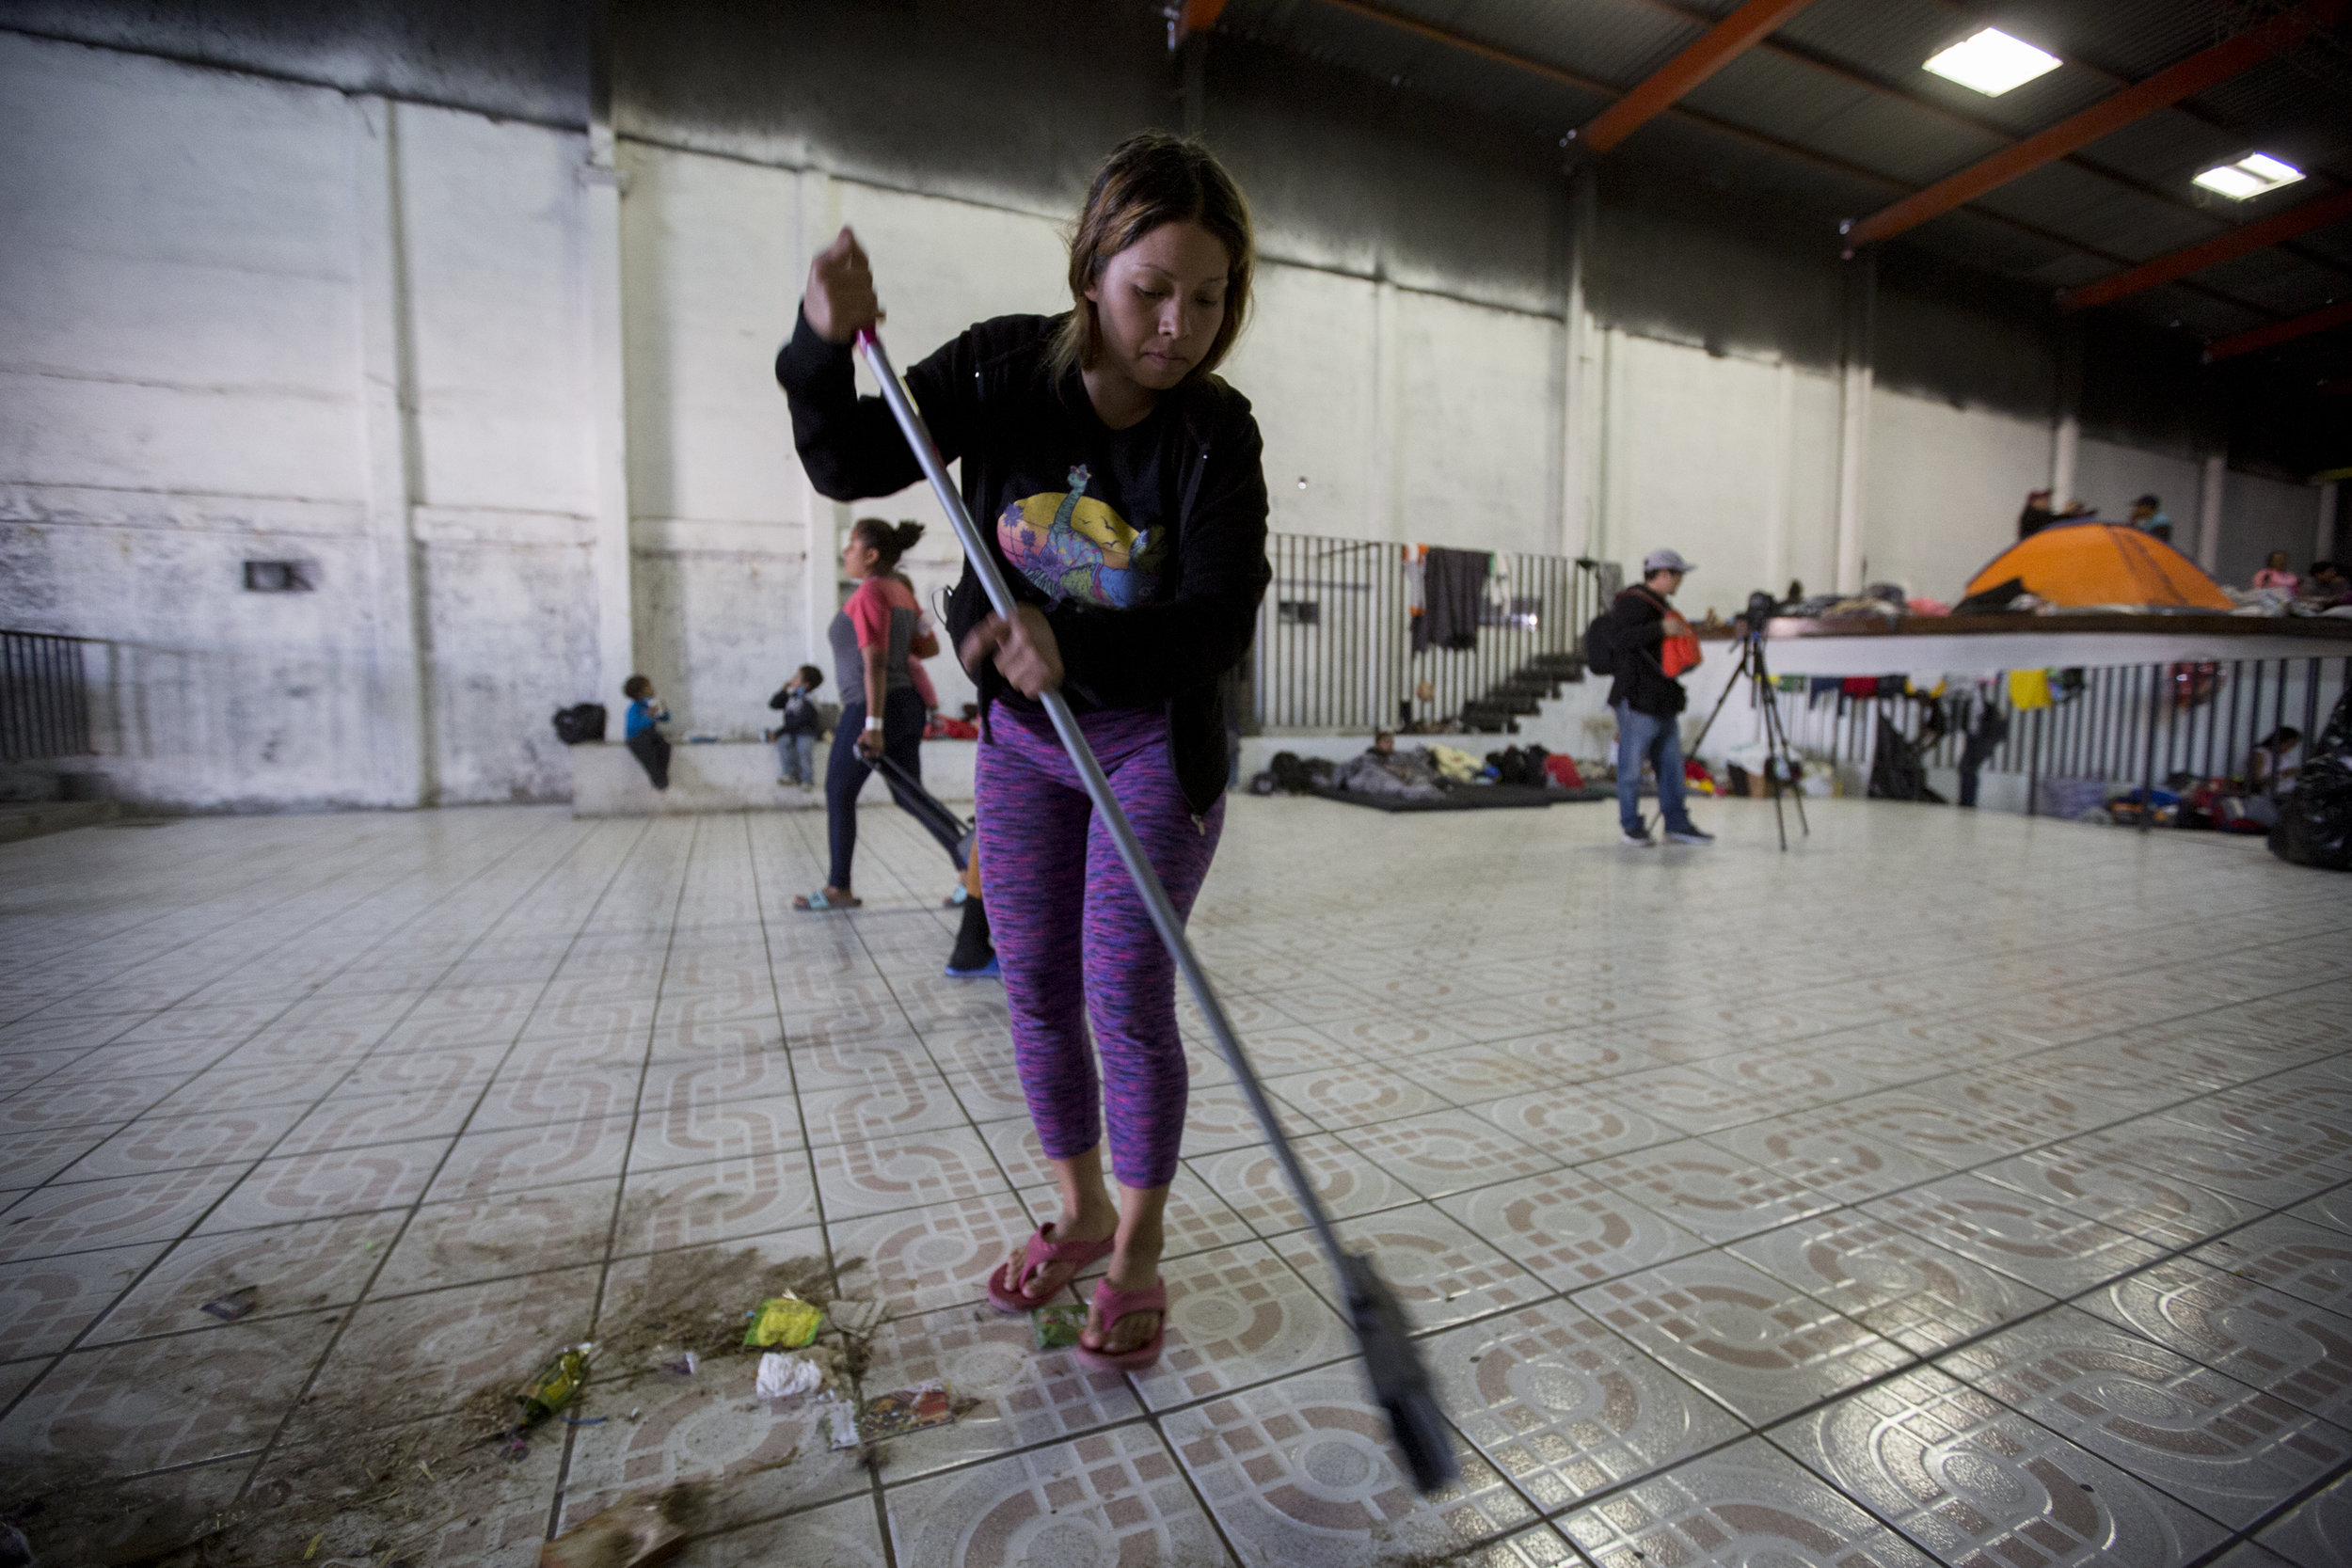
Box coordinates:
[1,797,2348,1567]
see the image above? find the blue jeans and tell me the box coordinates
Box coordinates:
[775,732,816,784]
[1615,702,1694,835]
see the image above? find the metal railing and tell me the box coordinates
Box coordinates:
[1253,533,1600,733]
[2,631,96,764]
[1761,655,2349,815]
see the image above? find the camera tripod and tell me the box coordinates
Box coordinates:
[1689,633,1810,852]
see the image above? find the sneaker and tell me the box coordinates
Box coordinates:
[1665,824,1715,845]
[944,956,1000,980]
[1621,817,1654,847]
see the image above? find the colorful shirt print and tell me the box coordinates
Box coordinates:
[997,466,1165,610]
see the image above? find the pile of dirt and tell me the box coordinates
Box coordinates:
[0,1245,858,1567]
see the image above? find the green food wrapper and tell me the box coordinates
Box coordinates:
[518,1343,591,1425]
[744,1295,824,1349]
[1031,1305,1087,1350]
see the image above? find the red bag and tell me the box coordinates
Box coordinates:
[1660,632,1702,677]
[1544,753,1583,789]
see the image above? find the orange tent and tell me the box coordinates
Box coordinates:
[1963,521,2232,610]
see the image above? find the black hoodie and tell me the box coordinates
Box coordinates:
[1590,584,1687,718]
[777,310,1270,815]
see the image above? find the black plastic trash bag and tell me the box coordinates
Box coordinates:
[2268,689,2352,872]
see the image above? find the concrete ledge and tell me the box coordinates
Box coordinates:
[569,739,976,816]
[0,800,121,844]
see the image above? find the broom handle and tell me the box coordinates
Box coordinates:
[855,329,1350,1271]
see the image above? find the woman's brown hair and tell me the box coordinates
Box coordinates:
[1049,132,1254,385]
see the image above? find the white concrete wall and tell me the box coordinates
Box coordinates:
[1862,390,2050,605]
[8,29,2312,811]
[2216,469,2326,589]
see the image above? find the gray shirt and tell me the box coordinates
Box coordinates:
[830,576,919,709]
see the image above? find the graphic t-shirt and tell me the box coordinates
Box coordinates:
[991,402,1172,710]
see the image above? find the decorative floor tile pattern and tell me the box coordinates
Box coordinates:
[1575,1253,1911,1426]
[1436,1165,1709,1291]
[1727,1208,2054,1356]
[1938,1307,2352,1528]
[2259,1468,2352,1568]
[1164,1362,1538,1565]
[1772,1366,2231,1566]
[2082,1256,2352,1426]
[1558,1436,1937,1568]
[888,1424,1232,1567]
[4,799,2347,1560]
[1425,1298,1746,1512]
[1862,1173,2169,1296]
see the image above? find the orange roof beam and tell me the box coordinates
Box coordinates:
[2206,299,2352,362]
[2060,187,2352,312]
[1846,0,2346,251]
[1574,0,1820,154]
[1169,0,1229,48]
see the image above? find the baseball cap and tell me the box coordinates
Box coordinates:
[1643,548,1695,576]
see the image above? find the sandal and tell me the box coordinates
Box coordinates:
[1075,1277,1167,1372]
[793,889,862,911]
[986,1223,1114,1314]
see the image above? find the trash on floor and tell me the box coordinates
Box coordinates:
[741,1294,822,1349]
[199,1289,255,1322]
[517,1342,593,1426]
[753,1351,822,1401]
[824,1297,882,1338]
[1031,1304,1086,1350]
[538,1489,689,1568]
[819,1397,860,1450]
[755,1343,849,1401]
[648,1345,697,1377]
[841,1381,955,1447]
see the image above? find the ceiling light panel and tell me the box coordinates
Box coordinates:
[2193,153,2305,198]
[1923,28,2062,96]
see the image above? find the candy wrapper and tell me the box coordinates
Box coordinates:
[828,1382,954,1448]
[743,1294,823,1349]
[517,1343,593,1425]
[1031,1305,1087,1350]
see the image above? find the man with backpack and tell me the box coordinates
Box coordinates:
[1585,548,1713,847]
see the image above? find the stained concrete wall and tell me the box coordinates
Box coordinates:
[2,7,2331,812]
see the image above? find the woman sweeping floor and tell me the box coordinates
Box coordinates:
[777,132,1269,1368]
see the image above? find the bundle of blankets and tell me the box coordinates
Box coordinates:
[1334,747,1449,802]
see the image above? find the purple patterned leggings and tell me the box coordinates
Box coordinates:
[977,704,1223,1190]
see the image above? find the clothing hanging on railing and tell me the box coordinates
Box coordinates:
[1415,546,1490,654]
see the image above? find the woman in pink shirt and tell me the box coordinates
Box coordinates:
[794,517,938,911]
[2253,551,2300,593]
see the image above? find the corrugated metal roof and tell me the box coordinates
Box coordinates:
[1222,0,2352,342]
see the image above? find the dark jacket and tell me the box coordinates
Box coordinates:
[769,686,821,736]
[776,310,1270,815]
[1591,584,1686,718]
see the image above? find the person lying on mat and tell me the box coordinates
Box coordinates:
[792,516,940,911]
[778,132,1269,1370]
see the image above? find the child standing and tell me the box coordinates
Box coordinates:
[768,664,824,788]
[622,674,671,790]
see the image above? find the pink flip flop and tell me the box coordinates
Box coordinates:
[986,1223,1114,1314]
[1074,1277,1167,1372]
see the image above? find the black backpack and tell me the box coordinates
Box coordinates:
[1582,610,1616,676]
[552,704,607,744]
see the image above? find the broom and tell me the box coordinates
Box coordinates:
[855,327,1459,1494]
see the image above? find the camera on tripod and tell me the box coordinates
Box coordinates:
[1738,590,1778,641]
